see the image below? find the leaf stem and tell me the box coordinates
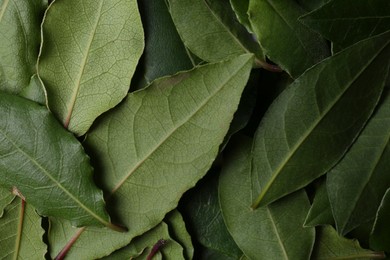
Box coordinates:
[254,58,283,72]
[13,199,25,260]
[55,227,85,260]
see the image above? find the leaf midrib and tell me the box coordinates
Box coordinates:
[0,128,109,226]
[253,39,389,208]
[13,199,24,260]
[111,57,251,193]
[64,1,104,128]
[0,0,9,22]
[267,208,288,259]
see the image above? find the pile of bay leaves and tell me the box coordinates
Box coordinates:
[0,0,389,259]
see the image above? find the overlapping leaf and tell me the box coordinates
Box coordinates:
[300,0,390,52]
[312,225,385,259]
[251,31,390,208]
[370,188,390,253]
[0,0,47,94]
[230,0,252,32]
[0,198,46,259]
[248,0,329,77]
[219,136,315,259]
[48,55,253,258]
[168,0,264,64]
[327,90,390,235]
[0,93,110,227]
[38,0,144,135]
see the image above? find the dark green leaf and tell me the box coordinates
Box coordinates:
[38,0,144,135]
[0,0,47,94]
[300,0,390,52]
[312,225,385,259]
[219,136,315,260]
[251,31,390,208]
[327,90,390,235]
[248,0,329,77]
[370,188,390,253]
[0,93,110,227]
[230,0,252,32]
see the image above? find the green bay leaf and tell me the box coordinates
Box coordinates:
[0,198,46,260]
[312,225,384,259]
[299,0,390,52]
[48,54,254,259]
[0,0,47,94]
[38,0,144,135]
[168,0,264,64]
[219,136,315,260]
[251,31,390,208]
[327,90,390,235]
[0,93,110,227]
[248,0,330,78]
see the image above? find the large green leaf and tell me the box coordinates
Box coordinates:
[0,198,46,259]
[251,31,390,208]
[168,0,264,64]
[38,0,144,135]
[0,93,110,227]
[248,0,329,78]
[0,0,47,94]
[304,179,334,227]
[300,0,390,52]
[48,54,254,259]
[134,0,193,89]
[219,136,315,259]
[370,188,390,253]
[312,225,385,259]
[327,90,390,235]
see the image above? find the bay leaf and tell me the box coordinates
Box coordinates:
[48,54,254,259]
[312,225,384,259]
[299,0,390,52]
[0,198,46,260]
[168,0,264,64]
[370,188,390,253]
[251,31,390,208]
[219,136,315,259]
[327,90,390,235]
[0,93,110,227]
[0,0,47,94]
[248,0,330,78]
[38,0,144,135]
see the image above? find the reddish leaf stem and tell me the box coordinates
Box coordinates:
[146,239,167,260]
[55,227,85,260]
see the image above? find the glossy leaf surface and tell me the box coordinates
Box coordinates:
[38,0,144,135]
[0,0,47,94]
[251,31,390,208]
[49,55,253,258]
[0,198,46,260]
[300,0,390,52]
[248,0,329,77]
[370,188,390,253]
[168,0,263,63]
[219,137,315,260]
[0,93,110,227]
[312,225,384,259]
[327,90,390,235]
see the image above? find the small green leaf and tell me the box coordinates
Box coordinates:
[38,0,144,135]
[219,136,315,260]
[48,54,254,259]
[165,210,194,260]
[304,179,334,227]
[251,31,390,208]
[168,0,263,63]
[248,0,329,77]
[0,0,47,94]
[312,225,385,259]
[370,188,390,253]
[299,0,390,52]
[134,0,193,89]
[0,93,110,227]
[327,90,390,235]
[0,198,46,260]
